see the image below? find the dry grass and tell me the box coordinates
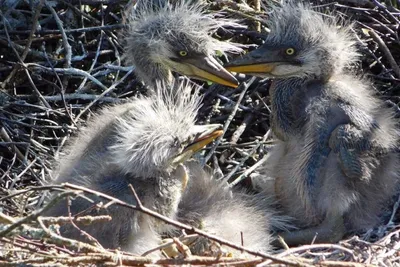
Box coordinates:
[0,0,399,266]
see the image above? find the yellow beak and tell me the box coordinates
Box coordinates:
[184,129,223,154]
[225,63,277,74]
[171,128,223,166]
[181,56,239,88]
[189,65,239,88]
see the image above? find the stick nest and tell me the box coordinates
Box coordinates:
[0,0,399,266]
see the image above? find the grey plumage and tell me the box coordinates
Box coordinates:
[44,1,279,255]
[176,161,289,256]
[226,1,400,245]
[122,0,241,88]
[119,1,281,254]
[44,82,223,255]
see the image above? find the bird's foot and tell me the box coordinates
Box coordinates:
[273,214,346,247]
[329,124,370,153]
[187,236,233,257]
[337,147,364,179]
[329,124,370,179]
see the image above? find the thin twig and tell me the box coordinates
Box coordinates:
[60,183,306,266]
[368,29,400,78]
[2,0,45,87]
[203,77,257,165]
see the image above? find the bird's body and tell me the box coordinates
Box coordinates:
[123,0,241,89]
[177,161,287,256]
[45,82,223,255]
[45,83,277,256]
[265,76,399,231]
[44,0,277,256]
[49,165,183,253]
[120,0,280,254]
[226,2,400,245]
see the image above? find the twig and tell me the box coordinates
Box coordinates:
[203,77,257,164]
[40,215,112,225]
[76,32,104,93]
[275,244,356,259]
[26,64,109,91]
[0,24,124,35]
[230,147,269,186]
[0,127,25,162]
[17,93,124,103]
[368,29,400,78]
[172,237,192,258]
[141,234,199,256]
[73,68,133,122]
[46,1,72,69]
[223,139,260,182]
[2,0,45,87]
[0,191,78,238]
[1,15,51,108]
[58,183,305,266]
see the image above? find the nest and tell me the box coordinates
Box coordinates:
[0,0,399,266]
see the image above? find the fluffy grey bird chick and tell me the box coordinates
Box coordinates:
[226,2,400,246]
[176,161,290,256]
[122,0,242,89]
[44,81,222,255]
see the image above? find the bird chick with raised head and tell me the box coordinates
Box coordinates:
[226,2,400,246]
[123,0,242,89]
[45,81,223,255]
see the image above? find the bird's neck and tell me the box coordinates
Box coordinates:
[270,77,323,140]
[125,170,185,218]
[142,63,174,89]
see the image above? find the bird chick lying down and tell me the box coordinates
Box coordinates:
[43,81,222,256]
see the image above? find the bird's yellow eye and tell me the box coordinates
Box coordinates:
[285,48,295,55]
[179,51,188,57]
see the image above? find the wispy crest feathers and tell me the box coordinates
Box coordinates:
[123,0,243,65]
[110,80,202,176]
[267,1,359,71]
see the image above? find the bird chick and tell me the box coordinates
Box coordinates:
[123,0,242,89]
[176,161,283,257]
[226,2,400,246]
[44,82,222,255]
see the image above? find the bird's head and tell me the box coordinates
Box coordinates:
[123,1,242,89]
[225,2,359,81]
[109,81,222,178]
